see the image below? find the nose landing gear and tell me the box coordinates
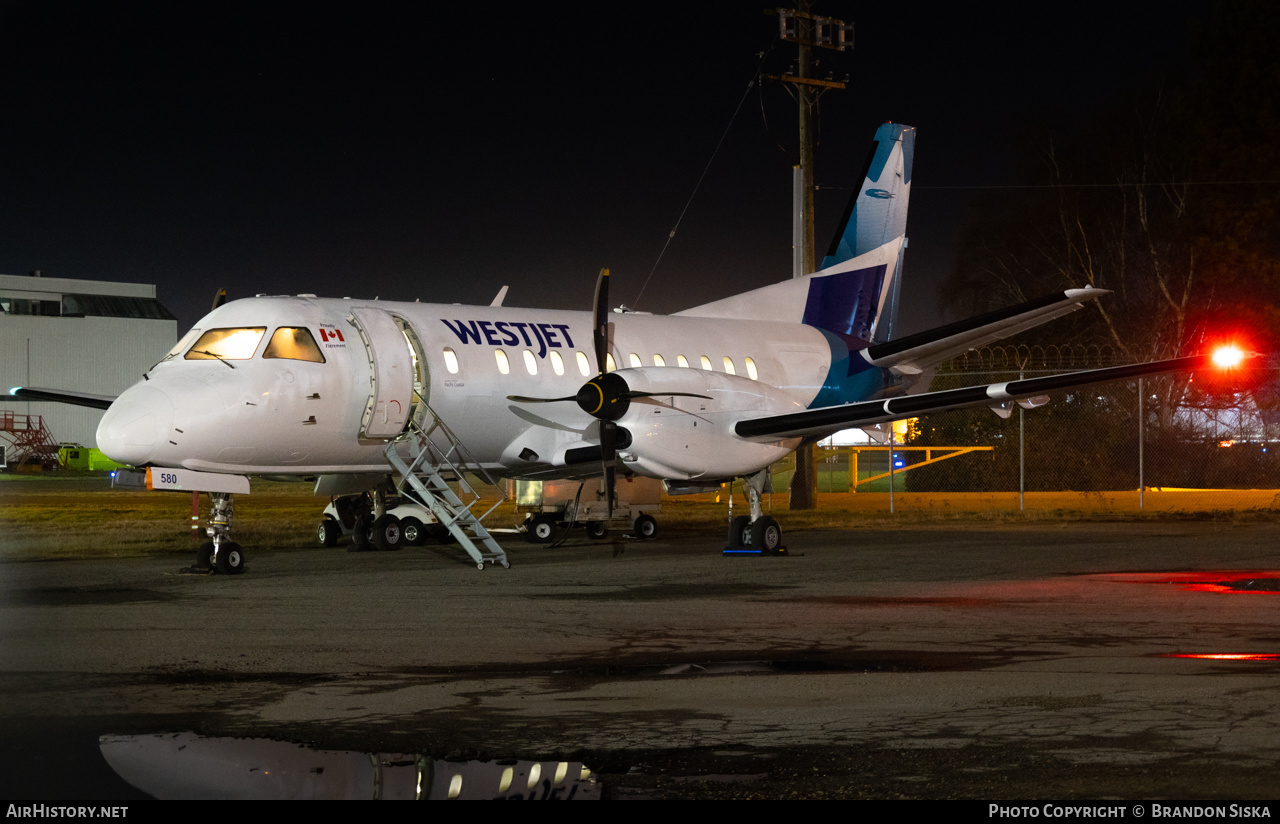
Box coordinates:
[192,492,246,574]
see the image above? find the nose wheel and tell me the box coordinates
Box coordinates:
[214,541,246,574]
[193,539,247,574]
[192,493,247,574]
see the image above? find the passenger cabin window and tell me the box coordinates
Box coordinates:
[653,354,665,367]
[605,353,616,372]
[576,351,591,376]
[628,353,642,368]
[676,355,688,368]
[443,347,459,374]
[723,356,736,375]
[523,349,538,375]
[495,349,510,374]
[745,357,758,380]
[550,350,565,376]
[700,356,712,370]
[185,327,266,361]
[263,327,326,363]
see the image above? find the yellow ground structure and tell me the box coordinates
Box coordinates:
[678,487,1280,516]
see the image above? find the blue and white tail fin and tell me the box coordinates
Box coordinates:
[676,122,914,349]
[814,122,914,343]
[822,122,914,269]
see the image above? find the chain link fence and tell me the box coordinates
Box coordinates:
[898,346,1280,494]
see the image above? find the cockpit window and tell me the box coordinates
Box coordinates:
[184,327,267,361]
[263,327,326,363]
[162,328,202,362]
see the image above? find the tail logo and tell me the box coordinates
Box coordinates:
[865,189,894,199]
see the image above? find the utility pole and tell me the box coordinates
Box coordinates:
[770,2,853,510]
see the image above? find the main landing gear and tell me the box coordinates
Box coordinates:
[192,492,246,574]
[724,469,786,556]
[342,487,413,553]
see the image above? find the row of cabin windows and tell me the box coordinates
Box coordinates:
[442,348,759,381]
[174,325,762,381]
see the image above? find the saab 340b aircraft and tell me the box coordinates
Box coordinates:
[10,123,1218,572]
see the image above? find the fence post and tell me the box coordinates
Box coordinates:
[1019,365,1025,511]
[889,429,895,514]
[1138,377,1144,512]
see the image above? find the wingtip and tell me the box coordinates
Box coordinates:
[1064,286,1111,299]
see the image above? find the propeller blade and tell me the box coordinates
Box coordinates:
[593,268,610,377]
[510,389,709,409]
[627,391,712,400]
[600,419,618,516]
[604,460,616,518]
[506,394,579,404]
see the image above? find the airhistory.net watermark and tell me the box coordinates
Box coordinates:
[6,807,128,818]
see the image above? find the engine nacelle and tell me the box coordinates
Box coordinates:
[607,367,803,480]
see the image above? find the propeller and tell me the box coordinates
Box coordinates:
[506,268,707,517]
[591,268,620,516]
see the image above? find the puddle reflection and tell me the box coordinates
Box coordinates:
[99,732,598,800]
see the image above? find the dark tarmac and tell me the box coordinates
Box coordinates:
[3,520,1280,799]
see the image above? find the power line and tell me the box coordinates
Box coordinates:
[630,45,775,311]
[916,180,1280,190]
[815,180,1280,191]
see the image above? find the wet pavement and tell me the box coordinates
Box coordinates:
[3,520,1280,799]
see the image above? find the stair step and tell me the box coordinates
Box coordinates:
[385,411,508,570]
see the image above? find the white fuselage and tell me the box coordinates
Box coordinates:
[96,296,837,481]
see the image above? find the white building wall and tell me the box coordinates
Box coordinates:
[1,279,177,448]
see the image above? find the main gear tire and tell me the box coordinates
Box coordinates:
[371,514,402,551]
[750,516,783,554]
[349,514,373,552]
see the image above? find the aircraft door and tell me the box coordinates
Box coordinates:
[394,315,430,431]
[349,307,414,440]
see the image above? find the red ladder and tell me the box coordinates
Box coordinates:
[0,412,62,470]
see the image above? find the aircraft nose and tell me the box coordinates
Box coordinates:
[96,382,175,466]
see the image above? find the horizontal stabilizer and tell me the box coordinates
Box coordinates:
[7,386,116,410]
[859,287,1108,376]
[734,353,1216,441]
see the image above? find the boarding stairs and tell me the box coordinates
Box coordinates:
[0,412,61,470]
[384,407,509,569]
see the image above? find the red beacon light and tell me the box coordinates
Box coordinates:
[1210,344,1247,369]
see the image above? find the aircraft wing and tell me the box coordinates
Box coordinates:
[7,386,117,410]
[858,287,1108,376]
[734,354,1211,441]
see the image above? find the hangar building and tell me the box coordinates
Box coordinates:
[1,272,178,451]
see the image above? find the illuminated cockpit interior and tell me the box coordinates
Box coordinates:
[185,327,266,360]
[177,326,327,363]
[263,327,326,363]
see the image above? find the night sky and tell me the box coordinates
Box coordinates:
[1,2,1212,336]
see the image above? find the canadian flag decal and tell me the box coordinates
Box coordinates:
[319,328,345,343]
